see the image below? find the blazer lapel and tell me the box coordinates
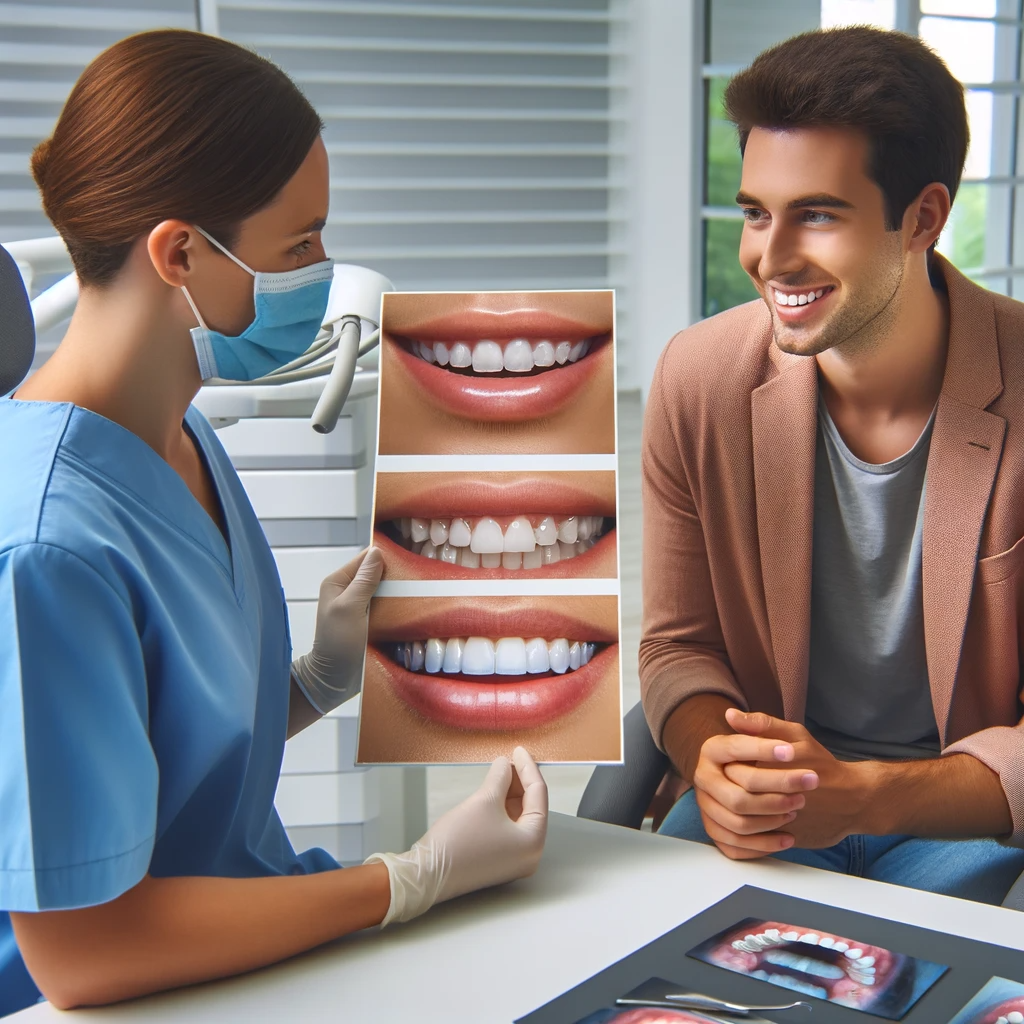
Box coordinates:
[923,258,1006,741]
[751,355,818,721]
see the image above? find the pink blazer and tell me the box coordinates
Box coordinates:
[640,255,1024,845]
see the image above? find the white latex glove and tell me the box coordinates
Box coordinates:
[290,547,383,715]
[366,746,549,927]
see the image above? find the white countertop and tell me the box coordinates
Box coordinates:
[12,814,1024,1022]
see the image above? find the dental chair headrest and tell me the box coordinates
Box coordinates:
[0,244,34,396]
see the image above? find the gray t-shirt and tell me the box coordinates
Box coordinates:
[805,398,941,762]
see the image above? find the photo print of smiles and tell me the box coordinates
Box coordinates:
[947,977,1024,1024]
[357,289,622,765]
[686,917,948,1020]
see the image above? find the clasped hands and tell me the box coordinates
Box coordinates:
[693,708,878,860]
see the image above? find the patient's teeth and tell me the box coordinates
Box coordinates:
[481,552,501,568]
[568,341,585,362]
[533,340,555,367]
[831,942,849,953]
[421,541,438,559]
[534,516,558,545]
[432,342,450,366]
[568,641,581,670]
[449,517,472,547]
[410,517,430,543]
[559,541,577,560]
[504,516,536,553]
[459,547,480,568]
[540,543,560,565]
[557,516,578,543]
[448,342,472,368]
[817,937,835,949]
[799,933,820,945]
[442,637,464,673]
[471,517,504,553]
[410,641,425,672]
[782,932,800,941]
[398,518,411,539]
[502,551,522,570]
[554,341,571,365]
[522,547,542,569]
[857,956,875,968]
[844,949,863,960]
[462,636,495,675]
[548,638,570,673]
[577,516,593,541]
[424,638,444,673]
[429,518,449,546]
[417,341,436,363]
[495,637,528,675]
[440,541,458,564]
[472,340,504,373]
[503,338,534,372]
[581,642,594,665]
[525,637,550,673]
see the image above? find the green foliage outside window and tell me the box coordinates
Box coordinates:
[704,77,758,317]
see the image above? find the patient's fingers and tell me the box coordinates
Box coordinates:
[723,762,819,794]
[700,733,794,766]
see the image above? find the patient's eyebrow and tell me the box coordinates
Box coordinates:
[735,191,855,211]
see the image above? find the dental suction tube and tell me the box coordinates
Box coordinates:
[310,315,360,433]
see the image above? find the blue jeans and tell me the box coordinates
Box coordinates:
[658,789,1024,905]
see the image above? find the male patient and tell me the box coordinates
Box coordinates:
[640,26,1024,904]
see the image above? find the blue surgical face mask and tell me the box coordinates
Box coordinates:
[181,225,334,382]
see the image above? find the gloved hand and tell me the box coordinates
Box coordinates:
[366,746,548,927]
[290,547,384,715]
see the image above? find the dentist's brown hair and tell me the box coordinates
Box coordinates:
[31,29,323,287]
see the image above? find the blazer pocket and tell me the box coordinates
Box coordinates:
[977,533,1024,585]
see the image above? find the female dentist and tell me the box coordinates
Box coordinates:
[0,29,547,1017]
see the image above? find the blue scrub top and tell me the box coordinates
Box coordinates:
[0,399,338,1016]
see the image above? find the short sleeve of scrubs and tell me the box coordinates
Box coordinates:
[0,542,158,912]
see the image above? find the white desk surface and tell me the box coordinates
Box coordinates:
[13,814,1024,1022]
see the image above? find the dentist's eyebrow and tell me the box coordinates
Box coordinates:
[735,190,855,211]
[292,216,327,235]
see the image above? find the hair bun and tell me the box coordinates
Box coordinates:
[30,137,52,190]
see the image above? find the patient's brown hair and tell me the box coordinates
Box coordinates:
[31,29,323,286]
[724,27,969,231]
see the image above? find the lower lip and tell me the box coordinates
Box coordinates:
[373,527,616,579]
[388,335,608,422]
[987,1001,1024,1023]
[372,642,614,730]
[772,288,835,324]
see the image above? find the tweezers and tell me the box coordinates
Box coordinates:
[615,990,813,1016]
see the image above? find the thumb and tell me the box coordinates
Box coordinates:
[350,546,384,593]
[479,755,513,804]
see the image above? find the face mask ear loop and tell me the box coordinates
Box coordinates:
[193,224,256,277]
[180,285,208,330]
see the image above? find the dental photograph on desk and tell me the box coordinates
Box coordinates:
[947,976,1024,1024]
[686,917,947,1019]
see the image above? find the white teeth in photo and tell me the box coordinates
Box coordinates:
[729,929,882,989]
[387,515,609,568]
[390,637,598,676]
[407,336,597,375]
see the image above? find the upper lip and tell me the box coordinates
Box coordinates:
[374,475,614,520]
[768,284,833,294]
[386,308,609,342]
[370,602,618,644]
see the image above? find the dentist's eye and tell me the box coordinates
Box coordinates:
[291,238,313,257]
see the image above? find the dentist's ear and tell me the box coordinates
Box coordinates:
[146,220,201,289]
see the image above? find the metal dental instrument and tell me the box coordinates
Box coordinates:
[615,991,813,1016]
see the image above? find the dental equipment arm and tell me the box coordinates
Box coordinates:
[366,746,549,926]
[289,547,383,725]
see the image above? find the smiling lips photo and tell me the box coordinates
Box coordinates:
[377,289,615,455]
[373,470,617,580]
[686,917,947,1019]
[357,595,621,764]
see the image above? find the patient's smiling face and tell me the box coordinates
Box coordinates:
[736,126,912,361]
